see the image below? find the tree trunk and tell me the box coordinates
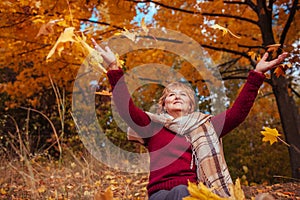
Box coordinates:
[257,1,300,179]
[271,75,300,179]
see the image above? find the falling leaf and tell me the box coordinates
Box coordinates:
[46,27,76,60]
[46,27,106,73]
[95,90,112,96]
[115,27,137,42]
[94,186,114,200]
[141,17,149,35]
[266,43,283,61]
[274,65,285,78]
[266,44,281,53]
[35,19,63,38]
[210,24,241,39]
[274,63,292,78]
[261,127,281,145]
[115,53,125,67]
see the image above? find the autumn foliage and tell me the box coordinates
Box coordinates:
[0,0,299,199]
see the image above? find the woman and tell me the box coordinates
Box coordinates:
[92,39,287,200]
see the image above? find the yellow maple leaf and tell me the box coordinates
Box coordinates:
[210,24,241,39]
[46,27,106,73]
[115,27,137,42]
[228,179,245,200]
[261,127,281,145]
[46,27,76,60]
[183,181,227,200]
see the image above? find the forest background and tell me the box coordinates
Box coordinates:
[0,0,299,199]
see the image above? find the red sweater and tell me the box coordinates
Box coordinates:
[107,69,265,197]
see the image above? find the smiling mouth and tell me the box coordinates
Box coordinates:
[173,101,182,104]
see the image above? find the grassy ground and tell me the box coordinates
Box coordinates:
[0,149,299,200]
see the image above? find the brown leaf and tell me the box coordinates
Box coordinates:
[35,19,63,38]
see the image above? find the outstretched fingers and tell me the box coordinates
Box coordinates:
[91,38,105,53]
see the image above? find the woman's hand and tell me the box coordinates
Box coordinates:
[91,38,119,70]
[254,51,288,74]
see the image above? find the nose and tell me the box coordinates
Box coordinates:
[174,93,181,99]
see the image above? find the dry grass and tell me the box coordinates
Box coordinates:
[0,148,149,200]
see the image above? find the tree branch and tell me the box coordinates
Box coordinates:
[78,18,124,30]
[125,0,258,25]
[291,86,300,98]
[201,44,249,58]
[280,0,298,44]
[201,12,258,25]
[124,0,200,14]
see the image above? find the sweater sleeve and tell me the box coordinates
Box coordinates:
[106,69,152,139]
[211,70,266,138]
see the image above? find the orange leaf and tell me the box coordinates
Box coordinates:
[141,17,149,35]
[95,90,112,96]
[266,44,282,60]
[94,186,114,200]
[274,65,285,78]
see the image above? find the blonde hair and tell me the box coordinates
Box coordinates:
[157,82,196,114]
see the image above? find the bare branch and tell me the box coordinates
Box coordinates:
[280,0,298,44]
[291,87,300,98]
[78,18,124,30]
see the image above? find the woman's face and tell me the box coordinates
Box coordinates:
[164,87,191,118]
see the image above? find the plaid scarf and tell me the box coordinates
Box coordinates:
[128,112,232,197]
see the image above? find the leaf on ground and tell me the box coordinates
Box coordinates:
[228,179,246,200]
[94,186,114,200]
[184,181,227,200]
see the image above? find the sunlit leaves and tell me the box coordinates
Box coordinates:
[261,127,281,145]
[46,26,106,73]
